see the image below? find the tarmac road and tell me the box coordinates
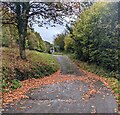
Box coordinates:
[3,55,118,113]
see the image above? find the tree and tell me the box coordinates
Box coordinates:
[118,1,120,80]
[26,29,46,52]
[54,33,65,51]
[2,24,19,47]
[64,35,75,53]
[68,2,119,79]
[1,2,85,59]
[44,41,52,53]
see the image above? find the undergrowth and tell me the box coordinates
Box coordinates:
[2,48,59,92]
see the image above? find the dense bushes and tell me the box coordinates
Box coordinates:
[65,2,119,79]
[64,35,75,53]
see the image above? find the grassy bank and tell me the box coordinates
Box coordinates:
[2,48,59,92]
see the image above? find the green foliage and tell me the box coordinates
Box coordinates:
[26,30,46,52]
[11,79,21,90]
[64,35,75,53]
[2,79,9,89]
[26,50,60,78]
[2,25,19,47]
[67,2,119,79]
[2,78,21,92]
[44,41,53,53]
[2,8,19,47]
[2,24,46,52]
[54,34,65,51]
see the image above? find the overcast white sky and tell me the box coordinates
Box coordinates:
[33,24,66,44]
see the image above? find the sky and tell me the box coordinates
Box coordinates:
[33,24,66,44]
[32,16,73,44]
[31,2,81,44]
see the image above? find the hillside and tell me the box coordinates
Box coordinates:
[2,48,59,92]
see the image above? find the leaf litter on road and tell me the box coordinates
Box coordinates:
[2,67,118,112]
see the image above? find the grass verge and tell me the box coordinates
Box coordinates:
[68,54,120,112]
[2,48,59,92]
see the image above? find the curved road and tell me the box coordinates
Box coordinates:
[55,55,82,76]
[3,55,118,113]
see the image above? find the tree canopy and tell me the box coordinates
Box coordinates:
[57,2,119,79]
[1,1,92,59]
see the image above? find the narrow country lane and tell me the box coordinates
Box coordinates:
[3,55,118,113]
[54,55,82,76]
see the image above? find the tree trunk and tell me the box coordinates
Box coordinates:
[15,2,29,59]
[118,1,120,80]
[19,33,26,59]
[18,18,28,59]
